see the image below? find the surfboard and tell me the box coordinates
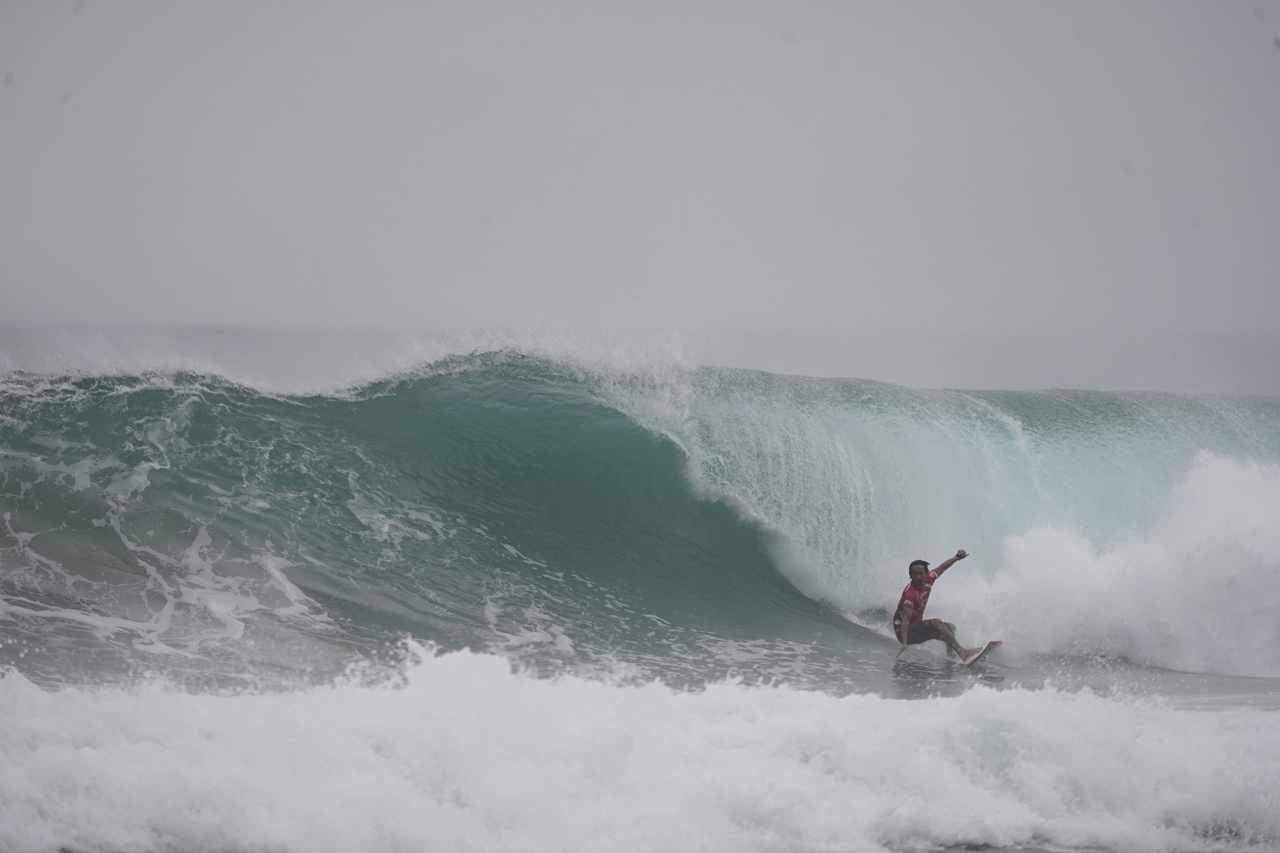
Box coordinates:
[964,640,1001,667]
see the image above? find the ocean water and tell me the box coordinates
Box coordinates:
[2,336,1279,852]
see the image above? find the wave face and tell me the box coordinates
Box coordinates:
[0,357,872,690]
[3,349,1280,852]
[611,368,1280,679]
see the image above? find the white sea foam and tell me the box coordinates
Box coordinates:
[946,452,1280,678]
[1,644,1277,853]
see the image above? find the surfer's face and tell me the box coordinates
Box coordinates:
[909,564,927,586]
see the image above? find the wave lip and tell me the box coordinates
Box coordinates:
[0,326,695,397]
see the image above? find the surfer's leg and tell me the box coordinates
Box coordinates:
[944,622,958,656]
[928,619,979,659]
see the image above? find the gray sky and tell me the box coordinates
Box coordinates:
[2,1,1279,390]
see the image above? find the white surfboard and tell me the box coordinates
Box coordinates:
[964,640,1002,667]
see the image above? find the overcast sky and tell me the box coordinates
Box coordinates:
[2,1,1279,390]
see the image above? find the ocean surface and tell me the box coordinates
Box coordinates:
[2,336,1279,852]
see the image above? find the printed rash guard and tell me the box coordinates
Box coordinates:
[893,570,939,629]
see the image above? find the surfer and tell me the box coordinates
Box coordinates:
[893,550,982,660]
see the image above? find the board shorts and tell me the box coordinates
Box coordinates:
[894,620,943,645]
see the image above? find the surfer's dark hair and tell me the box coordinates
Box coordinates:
[908,559,929,571]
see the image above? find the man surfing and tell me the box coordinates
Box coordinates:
[893,549,983,661]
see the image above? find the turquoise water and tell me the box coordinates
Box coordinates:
[3,349,1280,852]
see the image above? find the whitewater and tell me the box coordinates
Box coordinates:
[2,331,1279,853]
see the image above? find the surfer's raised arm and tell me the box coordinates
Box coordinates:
[932,549,968,577]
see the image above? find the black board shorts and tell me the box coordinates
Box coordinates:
[894,620,943,645]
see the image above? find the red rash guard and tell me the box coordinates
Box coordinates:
[893,569,939,629]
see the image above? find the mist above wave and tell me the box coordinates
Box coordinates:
[6,326,1279,396]
[0,327,693,397]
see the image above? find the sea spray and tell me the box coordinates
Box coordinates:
[582,366,1280,673]
[947,452,1280,676]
